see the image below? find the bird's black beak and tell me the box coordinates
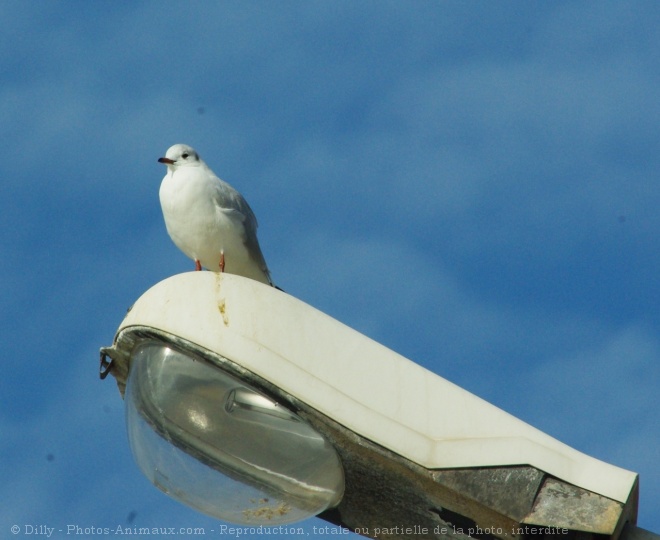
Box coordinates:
[158,157,175,164]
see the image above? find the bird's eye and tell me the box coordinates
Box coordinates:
[182,153,189,159]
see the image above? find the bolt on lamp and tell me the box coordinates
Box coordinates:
[101,272,644,538]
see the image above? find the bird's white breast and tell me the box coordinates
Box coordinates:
[159,167,255,276]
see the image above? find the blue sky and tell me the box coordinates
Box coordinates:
[2,1,659,537]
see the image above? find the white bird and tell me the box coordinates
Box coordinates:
[158,143,273,285]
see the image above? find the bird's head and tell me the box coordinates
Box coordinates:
[158,144,202,171]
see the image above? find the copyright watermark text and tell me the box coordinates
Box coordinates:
[11,524,208,537]
[9,523,351,537]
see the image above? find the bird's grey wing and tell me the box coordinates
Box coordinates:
[212,179,272,282]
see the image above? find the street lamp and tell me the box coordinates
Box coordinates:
[101,272,645,538]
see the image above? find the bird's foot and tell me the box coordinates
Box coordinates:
[219,252,225,273]
[195,260,202,271]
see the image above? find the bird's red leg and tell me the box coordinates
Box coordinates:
[195,259,202,271]
[219,251,225,273]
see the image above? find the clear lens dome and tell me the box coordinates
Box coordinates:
[125,341,344,525]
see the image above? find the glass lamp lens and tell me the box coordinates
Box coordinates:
[125,341,344,525]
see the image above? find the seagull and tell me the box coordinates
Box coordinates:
[158,143,273,286]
